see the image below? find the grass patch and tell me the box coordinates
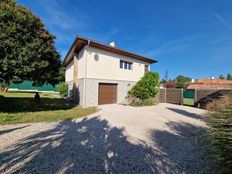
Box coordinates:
[0,92,97,124]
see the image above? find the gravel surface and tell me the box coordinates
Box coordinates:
[0,103,216,174]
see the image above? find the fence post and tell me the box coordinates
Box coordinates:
[164,88,167,103]
[195,89,197,106]
[181,88,184,105]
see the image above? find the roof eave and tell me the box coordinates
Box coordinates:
[62,35,158,66]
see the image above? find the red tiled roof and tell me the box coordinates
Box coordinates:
[198,78,232,83]
[187,83,232,89]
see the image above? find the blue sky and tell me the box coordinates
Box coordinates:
[18,0,232,79]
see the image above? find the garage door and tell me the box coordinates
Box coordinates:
[98,83,117,105]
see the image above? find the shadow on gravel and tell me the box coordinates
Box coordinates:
[166,107,203,120]
[0,117,216,174]
[150,121,217,174]
[0,125,29,136]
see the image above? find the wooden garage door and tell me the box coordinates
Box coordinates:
[98,83,117,105]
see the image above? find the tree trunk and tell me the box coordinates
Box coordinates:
[4,80,10,92]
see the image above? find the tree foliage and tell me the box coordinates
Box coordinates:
[219,75,225,79]
[56,82,69,97]
[128,72,159,106]
[227,73,232,80]
[174,75,191,88]
[0,0,62,91]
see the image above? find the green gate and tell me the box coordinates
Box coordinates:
[183,90,195,106]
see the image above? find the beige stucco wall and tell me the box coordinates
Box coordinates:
[65,59,74,82]
[65,45,152,107]
[65,49,86,99]
[85,46,150,82]
[77,48,86,79]
[84,78,136,107]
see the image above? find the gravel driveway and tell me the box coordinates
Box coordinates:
[0,103,216,174]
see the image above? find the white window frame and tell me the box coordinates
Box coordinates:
[120,60,133,70]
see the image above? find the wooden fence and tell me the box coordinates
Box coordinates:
[157,88,231,107]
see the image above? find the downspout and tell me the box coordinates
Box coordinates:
[84,39,90,107]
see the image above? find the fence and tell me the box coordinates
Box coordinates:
[9,81,55,92]
[158,88,231,107]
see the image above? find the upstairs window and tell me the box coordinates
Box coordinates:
[145,65,149,73]
[120,60,123,68]
[120,60,132,70]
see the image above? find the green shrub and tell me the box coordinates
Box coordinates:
[206,92,232,173]
[56,82,69,97]
[128,72,159,106]
[129,97,154,107]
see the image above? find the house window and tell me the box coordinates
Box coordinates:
[128,63,132,70]
[145,65,149,73]
[120,60,132,70]
[124,62,128,69]
[120,61,123,68]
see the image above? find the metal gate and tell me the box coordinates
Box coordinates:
[183,89,195,106]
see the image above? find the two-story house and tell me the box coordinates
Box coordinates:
[63,36,157,107]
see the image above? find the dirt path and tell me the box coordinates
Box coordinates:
[0,103,215,174]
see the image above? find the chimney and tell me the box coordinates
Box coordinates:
[211,76,215,80]
[109,42,116,47]
[191,79,195,83]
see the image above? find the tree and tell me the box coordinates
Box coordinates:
[174,75,191,88]
[128,72,159,106]
[226,73,232,80]
[55,66,65,82]
[219,75,225,79]
[0,0,61,91]
[160,69,169,84]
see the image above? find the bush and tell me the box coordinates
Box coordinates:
[206,92,232,173]
[56,82,69,97]
[129,97,154,107]
[128,72,159,106]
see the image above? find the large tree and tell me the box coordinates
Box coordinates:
[174,75,191,88]
[219,75,225,80]
[0,0,62,91]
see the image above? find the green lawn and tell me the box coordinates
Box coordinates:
[0,92,97,124]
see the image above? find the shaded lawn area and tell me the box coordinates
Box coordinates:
[0,92,97,124]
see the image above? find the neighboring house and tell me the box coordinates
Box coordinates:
[198,78,232,83]
[62,35,157,107]
[187,78,232,90]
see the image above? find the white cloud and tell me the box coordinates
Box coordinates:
[212,11,232,31]
[39,0,88,30]
[143,35,200,57]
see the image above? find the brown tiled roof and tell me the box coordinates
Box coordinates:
[198,78,232,83]
[187,83,232,89]
[63,35,157,65]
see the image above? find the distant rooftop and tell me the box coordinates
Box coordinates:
[198,78,232,84]
[187,83,232,90]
